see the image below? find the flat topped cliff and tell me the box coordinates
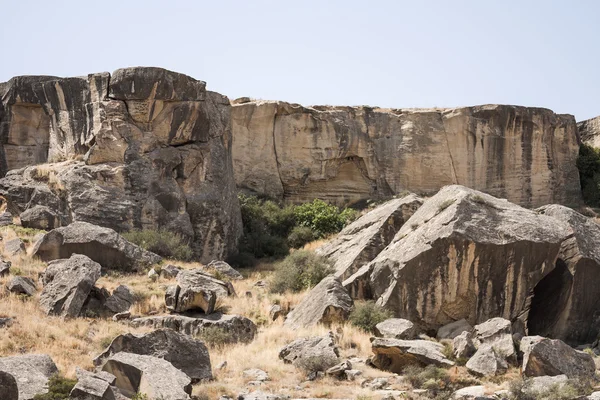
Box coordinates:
[231,99,582,208]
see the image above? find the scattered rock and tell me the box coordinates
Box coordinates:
[4,238,25,256]
[33,221,162,271]
[370,338,454,373]
[94,328,212,382]
[325,360,352,379]
[130,313,257,344]
[361,377,390,390]
[0,317,14,328]
[284,276,352,328]
[0,260,10,276]
[0,211,12,227]
[279,333,340,372]
[165,268,234,314]
[102,352,192,399]
[148,268,158,281]
[112,311,131,322]
[269,304,285,321]
[466,345,508,377]
[206,260,243,280]
[437,319,474,340]
[374,318,417,339]
[217,361,227,370]
[317,195,423,280]
[237,391,289,400]
[104,285,134,313]
[521,374,569,395]
[161,264,181,279]
[70,368,117,400]
[453,331,476,359]
[473,318,516,363]
[344,369,362,381]
[39,254,101,317]
[451,385,490,399]
[520,336,596,379]
[243,368,269,382]
[6,276,36,296]
[20,206,59,230]
[0,354,58,400]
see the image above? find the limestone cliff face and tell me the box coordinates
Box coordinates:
[232,100,581,208]
[0,68,242,262]
[578,116,600,148]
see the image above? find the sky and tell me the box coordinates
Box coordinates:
[1,1,598,121]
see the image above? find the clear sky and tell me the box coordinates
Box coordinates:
[1,0,598,121]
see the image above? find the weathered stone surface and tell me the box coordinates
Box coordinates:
[4,238,24,256]
[534,205,600,344]
[0,211,12,226]
[269,304,284,320]
[0,67,242,263]
[317,195,423,280]
[0,370,18,400]
[453,331,476,360]
[472,318,516,363]
[20,205,59,230]
[33,221,161,271]
[166,268,233,314]
[232,101,581,208]
[94,328,212,382]
[520,336,595,379]
[0,354,58,400]
[279,333,340,371]
[39,254,101,317]
[130,313,257,344]
[466,345,508,377]
[0,259,10,276]
[102,352,192,400]
[284,276,352,328]
[161,264,181,279]
[450,386,488,400]
[521,375,569,396]
[70,368,117,400]
[350,186,572,333]
[579,116,600,148]
[370,338,454,373]
[205,260,243,280]
[243,368,269,382]
[374,318,417,339]
[325,360,352,379]
[104,285,134,314]
[6,276,36,296]
[437,319,474,340]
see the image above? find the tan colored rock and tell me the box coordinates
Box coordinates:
[232,101,581,208]
[317,195,423,280]
[370,338,454,373]
[579,116,600,148]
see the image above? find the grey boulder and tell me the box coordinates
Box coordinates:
[0,259,10,276]
[70,368,117,400]
[0,354,58,400]
[465,345,508,377]
[520,336,595,379]
[165,268,234,314]
[437,319,474,340]
[370,338,454,373]
[472,318,516,363]
[20,205,60,230]
[102,352,191,400]
[206,260,243,280]
[284,276,352,328]
[94,328,212,382]
[103,285,134,314]
[33,221,161,271]
[0,211,12,226]
[39,254,101,317]
[4,238,25,256]
[6,276,36,296]
[374,318,417,339]
[279,333,340,372]
[453,331,476,359]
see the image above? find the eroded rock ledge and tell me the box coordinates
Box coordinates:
[231,100,582,208]
[0,68,242,262]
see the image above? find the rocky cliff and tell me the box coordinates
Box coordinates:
[579,116,600,148]
[231,100,582,208]
[0,68,242,262]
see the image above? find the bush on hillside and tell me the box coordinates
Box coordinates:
[270,250,335,293]
[294,199,358,238]
[287,226,316,249]
[33,375,77,400]
[122,229,193,261]
[577,144,600,207]
[349,300,393,333]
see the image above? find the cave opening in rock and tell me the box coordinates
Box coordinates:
[527,259,573,337]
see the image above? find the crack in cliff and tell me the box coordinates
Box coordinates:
[441,113,459,184]
[272,112,286,198]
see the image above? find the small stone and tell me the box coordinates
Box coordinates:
[6,276,36,296]
[325,360,352,379]
[375,318,417,339]
[245,291,253,298]
[269,304,284,321]
[344,369,362,381]
[161,264,181,279]
[0,317,14,328]
[217,361,228,370]
[243,368,269,382]
[148,268,158,281]
[112,311,131,322]
[0,260,10,276]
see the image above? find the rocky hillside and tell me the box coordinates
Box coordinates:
[579,116,600,148]
[232,99,582,208]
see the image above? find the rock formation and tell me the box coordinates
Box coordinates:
[232,100,581,208]
[578,116,600,148]
[0,67,242,263]
[0,354,59,400]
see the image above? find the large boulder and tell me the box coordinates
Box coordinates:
[205,260,243,280]
[579,115,600,148]
[374,318,417,340]
[316,195,423,280]
[370,338,454,373]
[344,186,572,333]
[103,285,134,314]
[0,354,58,400]
[437,319,473,340]
[6,276,36,296]
[33,221,161,271]
[39,254,101,317]
[93,329,212,382]
[279,333,340,371]
[465,345,508,377]
[534,205,600,344]
[284,276,352,328]
[102,352,192,400]
[0,371,18,400]
[70,368,117,400]
[130,313,257,344]
[165,268,234,314]
[232,100,581,208]
[0,67,242,263]
[20,205,60,230]
[472,318,516,363]
[520,336,596,380]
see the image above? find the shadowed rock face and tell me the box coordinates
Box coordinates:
[232,100,581,208]
[0,67,242,262]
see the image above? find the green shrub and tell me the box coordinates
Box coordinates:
[404,365,450,390]
[122,229,193,261]
[348,300,393,333]
[131,394,149,400]
[294,199,356,238]
[270,250,335,293]
[33,375,77,400]
[578,144,600,207]
[287,226,316,249]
